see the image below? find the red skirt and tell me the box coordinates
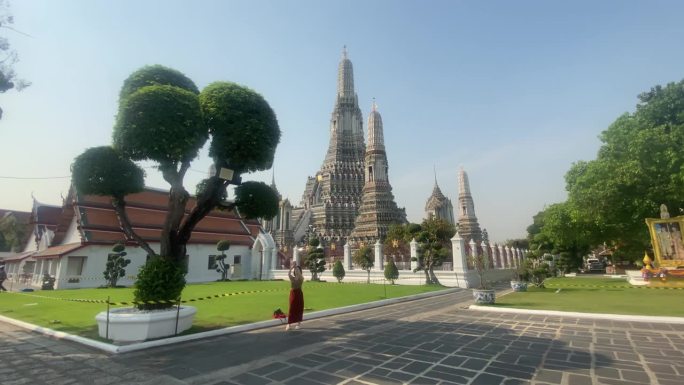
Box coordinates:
[288,288,304,324]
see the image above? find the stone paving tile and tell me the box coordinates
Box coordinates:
[4,289,684,385]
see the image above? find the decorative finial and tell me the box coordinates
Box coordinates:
[271,167,276,187]
[342,45,348,59]
[371,98,377,112]
[434,165,437,184]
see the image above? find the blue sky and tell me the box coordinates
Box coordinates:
[1,0,683,242]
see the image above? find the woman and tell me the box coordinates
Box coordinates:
[286,264,304,331]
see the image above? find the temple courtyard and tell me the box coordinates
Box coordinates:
[1,289,683,385]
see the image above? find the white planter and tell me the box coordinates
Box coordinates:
[472,289,496,304]
[95,306,197,342]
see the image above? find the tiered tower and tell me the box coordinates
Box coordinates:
[349,102,407,242]
[295,47,366,243]
[425,172,455,225]
[262,175,294,253]
[456,167,482,243]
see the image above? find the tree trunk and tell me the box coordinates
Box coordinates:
[160,164,190,264]
[428,268,440,285]
[111,197,157,258]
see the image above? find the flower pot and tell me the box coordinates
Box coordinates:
[510,281,528,292]
[472,289,495,304]
[95,306,197,342]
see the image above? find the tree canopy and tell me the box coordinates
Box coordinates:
[529,79,684,262]
[72,65,281,266]
[0,0,30,119]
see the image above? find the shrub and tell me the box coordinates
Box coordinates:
[304,238,326,281]
[384,258,399,284]
[134,257,186,310]
[103,243,131,287]
[332,260,345,283]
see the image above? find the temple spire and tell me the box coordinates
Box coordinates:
[337,46,355,98]
[457,167,482,243]
[367,100,385,152]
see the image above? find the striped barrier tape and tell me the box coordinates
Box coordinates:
[7,287,291,306]
[545,284,684,290]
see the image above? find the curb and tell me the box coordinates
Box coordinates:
[468,305,684,324]
[1,287,461,354]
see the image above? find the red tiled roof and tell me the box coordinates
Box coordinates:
[33,205,62,226]
[74,188,260,247]
[0,251,35,262]
[33,243,84,259]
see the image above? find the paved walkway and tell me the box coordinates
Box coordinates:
[1,289,683,385]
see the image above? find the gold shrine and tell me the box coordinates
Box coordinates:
[645,215,684,268]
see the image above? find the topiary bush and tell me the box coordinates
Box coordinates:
[104,243,131,288]
[332,260,345,283]
[384,258,399,285]
[134,257,186,310]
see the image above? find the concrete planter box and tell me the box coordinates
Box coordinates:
[95,306,197,342]
[472,289,496,304]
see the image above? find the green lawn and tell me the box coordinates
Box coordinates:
[0,280,446,340]
[492,277,684,317]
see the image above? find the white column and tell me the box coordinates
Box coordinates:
[505,246,512,268]
[451,232,467,273]
[263,246,273,277]
[498,245,506,268]
[481,241,489,269]
[470,239,478,259]
[293,246,301,267]
[410,238,418,270]
[270,248,278,271]
[490,243,497,268]
[343,242,351,269]
[374,240,383,271]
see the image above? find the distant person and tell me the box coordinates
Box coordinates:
[286,265,304,331]
[0,265,7,291]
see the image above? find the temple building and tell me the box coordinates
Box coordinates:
[349,101,407,243]
[265,48,406,253]
[456,167,482,243]
[424,174,455,225]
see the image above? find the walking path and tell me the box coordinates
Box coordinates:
[1,289,683,385]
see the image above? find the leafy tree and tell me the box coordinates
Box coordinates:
[0,211,26,252]
[563,79,684,260]
[103,243,130,287]
[304,238,325,281]
[505,238,529,250]
[413,218,455,285]
[384,258,399,284]
[527,202,594,271]
[469,252,490,290]
[215,240,231,281]
[332,260,345,283]
[353,245,374,283]
[0,0,30,119]
[71,66,281,309]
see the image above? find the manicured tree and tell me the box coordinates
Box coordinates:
[332,260,345,283]
[353,245,374,283]
[104,243,131,287]
[384,258,399,284]
[304,238,325,281]
[413,218,455,285]
[215,240,231,281]
[470,252,490,290]
[71,66,280,309]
